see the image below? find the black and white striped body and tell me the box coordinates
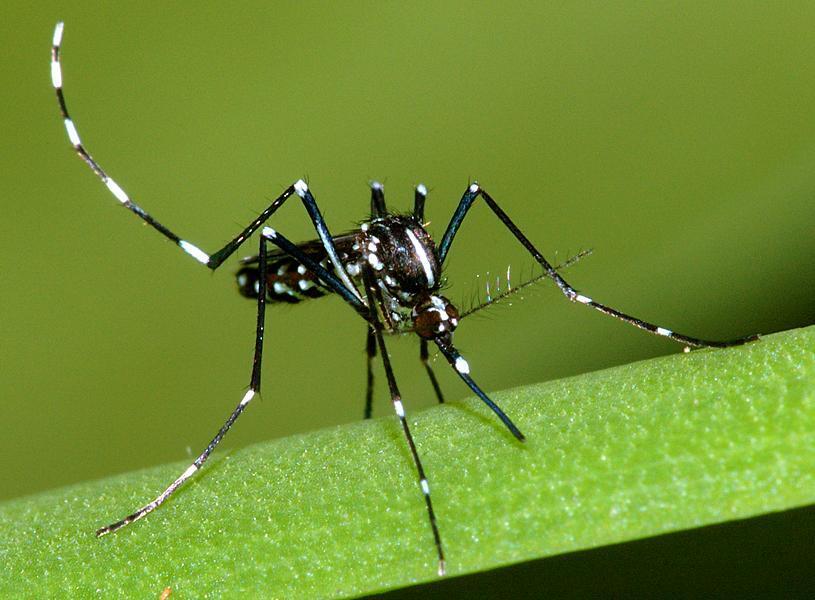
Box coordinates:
[237,214,454,336]
[236,238,348,304]
[237,256,327,303]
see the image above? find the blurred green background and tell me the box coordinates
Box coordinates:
[2,1,814,510]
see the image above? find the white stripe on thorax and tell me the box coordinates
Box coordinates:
[404,228,435,287]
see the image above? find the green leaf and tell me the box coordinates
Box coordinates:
[1,327,812,598]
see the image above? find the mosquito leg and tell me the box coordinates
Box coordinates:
[362,269,446,576]
[433,339,524,441]
[438,183,759,349]
[414,184,428,221]
[420,340,446,404]
[365,327,377,419]
[50,23,360,300]
[370,181,387,218]
[96,234,272,536]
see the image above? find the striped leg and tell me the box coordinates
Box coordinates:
[50,22,360,300]
[433,340,525,441]
[365,323,446,418]
[96,234,271,536]
[362,268,446,576]
[438,183,759,349]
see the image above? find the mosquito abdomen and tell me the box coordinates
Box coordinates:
[236,260,328,304]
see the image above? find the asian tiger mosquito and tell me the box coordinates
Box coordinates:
[50,22,759,576]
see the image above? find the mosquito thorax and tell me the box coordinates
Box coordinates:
[361,215,441,298]
[412,294,460,339]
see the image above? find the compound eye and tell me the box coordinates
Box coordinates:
[413,296,459,339]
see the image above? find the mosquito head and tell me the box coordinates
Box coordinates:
[412,294,460,340]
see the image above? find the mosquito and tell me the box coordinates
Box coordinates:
[50,22,758,576]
